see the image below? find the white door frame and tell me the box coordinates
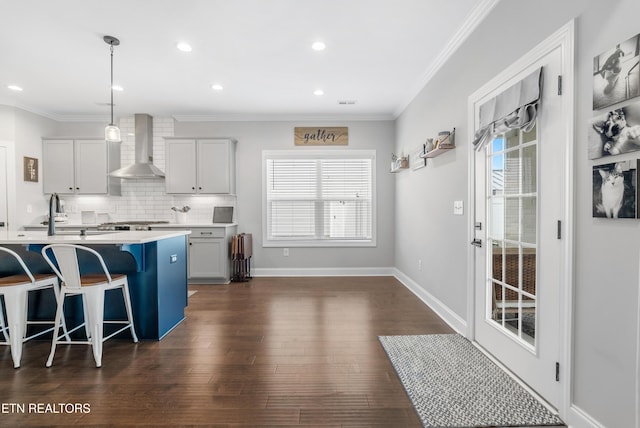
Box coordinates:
[0,140,17,231]
[465,20,575,418]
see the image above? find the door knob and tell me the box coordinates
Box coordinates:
[471,239,482,248]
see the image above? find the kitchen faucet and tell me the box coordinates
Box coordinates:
[47,193,61,236]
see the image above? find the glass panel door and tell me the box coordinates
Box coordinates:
[487,125,538,348]
[471,38,569,410]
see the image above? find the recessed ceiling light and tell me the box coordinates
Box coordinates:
[313,89,324,96]
[7,85,23,91]
[112,85,124,92]
[311,41,326,51]
[211,84,224,91]
[177,42,193,52]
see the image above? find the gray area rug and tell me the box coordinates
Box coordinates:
[379,334,563,427]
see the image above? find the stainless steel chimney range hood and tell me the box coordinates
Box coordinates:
[109,113,165,179]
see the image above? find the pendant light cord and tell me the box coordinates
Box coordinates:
[110,43,114,126]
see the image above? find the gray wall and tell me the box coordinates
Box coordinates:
[174,120,396,272]
[394,0,639,426]
[13,115,396,271]
[0,106,57,225]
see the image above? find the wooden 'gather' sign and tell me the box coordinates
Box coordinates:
[294,127,348,146]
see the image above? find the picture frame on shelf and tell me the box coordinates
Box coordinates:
[412,145,427,170]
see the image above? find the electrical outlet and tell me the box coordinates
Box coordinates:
[453,200,464,215]
[418,259,422,271]
[283,248,289,257]
[26,204,33,213]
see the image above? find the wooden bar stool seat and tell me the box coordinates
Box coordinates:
[0,247,68,368]
[41,244,138,368]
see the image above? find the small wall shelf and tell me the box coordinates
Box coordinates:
[420,128,455,159]
[390,156,409,173]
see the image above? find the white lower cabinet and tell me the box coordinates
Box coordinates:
[189,238,225,278]
[151,225,237,283]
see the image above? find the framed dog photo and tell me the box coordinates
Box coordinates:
[588,100,640,159]
[592,160,638,219]
[592,33,640,110]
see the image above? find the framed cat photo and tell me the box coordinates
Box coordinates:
[592,160,639,219]
[588,100,640,159]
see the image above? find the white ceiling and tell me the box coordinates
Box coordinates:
[0,0,496,121]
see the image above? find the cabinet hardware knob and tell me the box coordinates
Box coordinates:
[68,187,73,190]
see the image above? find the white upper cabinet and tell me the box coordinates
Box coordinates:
[43,139,75,194]
[43,138,120,195]
[165,138,236,194]
[165,139,197,193]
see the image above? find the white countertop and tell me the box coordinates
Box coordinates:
[149,223,237,228]
[0,230,191,245]
[22,223,237,229]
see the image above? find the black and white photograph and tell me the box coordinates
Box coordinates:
[593,33,640,110]
[588,100,640,159]
[592,160,638,219]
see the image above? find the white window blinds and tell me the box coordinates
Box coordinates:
[263,150,375,246]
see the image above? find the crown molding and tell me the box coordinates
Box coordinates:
[0,102,109,122]
[54,115,110,122]
[172,113,395,122]
[393,0,501,118]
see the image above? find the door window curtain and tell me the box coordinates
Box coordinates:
[473,67,543,150]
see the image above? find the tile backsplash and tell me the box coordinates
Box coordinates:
[52,116,236,225]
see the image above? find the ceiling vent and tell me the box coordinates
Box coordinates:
[337,100,357,105]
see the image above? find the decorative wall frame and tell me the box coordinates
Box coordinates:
[592,159,638,219]
[23,156,38,182]
[294,127,348,146]
[588,100,640,159]
[592,32,640,110]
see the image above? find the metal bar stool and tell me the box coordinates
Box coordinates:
[0,246,67,368]
[41,244,138,368]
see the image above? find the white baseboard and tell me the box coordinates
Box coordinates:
[566,404,605,428]
[252,266,466,333]
[392,268,467,334]
[252,267,396,277]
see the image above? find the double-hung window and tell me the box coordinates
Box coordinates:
[262,150,376,247]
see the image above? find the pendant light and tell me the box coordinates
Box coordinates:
[104,35,121,143]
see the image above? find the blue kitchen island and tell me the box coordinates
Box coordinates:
[0,230,191,340]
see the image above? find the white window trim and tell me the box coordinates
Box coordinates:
[262,149,377,248]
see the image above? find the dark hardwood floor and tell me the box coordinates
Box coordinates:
[0,276,454,427]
